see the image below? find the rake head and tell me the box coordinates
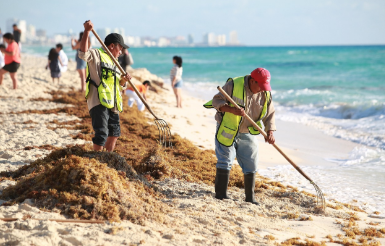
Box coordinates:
[154,119,172,148]
[310,181,326,212]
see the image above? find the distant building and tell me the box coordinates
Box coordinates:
[158,37,170,47]
[27,24,36,39]
[229,31,239,45]
[118,28,125,37]
[217,34,226,46]
[188,34,194,45]
[203,32,216,46]
[36,29,46,38]
[17,20,27,42]
[6,18,18,32]
[96,28,111,42]
[90,36,97,47]
[54,34,70,44]
[133,37,141,47]
[173,36,187,46]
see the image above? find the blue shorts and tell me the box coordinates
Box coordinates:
[173,79,183,88]
[76,59,87,70]
[215,125,259,174]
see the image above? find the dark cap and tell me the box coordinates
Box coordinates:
[104,33,129,49]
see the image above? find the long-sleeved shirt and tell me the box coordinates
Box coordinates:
[78,48,127,113]
[211,75,276,133]
[170,65,183,83]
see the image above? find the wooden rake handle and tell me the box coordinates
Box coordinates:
[91,29,159,120]
[217,86,314,182]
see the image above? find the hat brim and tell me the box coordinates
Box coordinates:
[258,83,271,91]
[120,43,129,49]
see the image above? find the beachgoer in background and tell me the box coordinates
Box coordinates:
[170,56,183,108]
[78,20,131,152]
[0,33,21,89]
[12,24,22,52]
[126,80,150,111]
[118,48,134,72]
[56,43,68,73]
[72,32,90,92]
[0,44,5,69]
[204,68,276,205]
[46,48,63,83]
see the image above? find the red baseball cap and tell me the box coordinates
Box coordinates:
[250,68,271,91]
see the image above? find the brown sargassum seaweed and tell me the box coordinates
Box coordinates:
[1,88,353,224]
[1,146,167,225]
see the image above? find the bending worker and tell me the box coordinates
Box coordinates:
[204,68,276,205]
[126,80,151,111]
[78,20,131,152]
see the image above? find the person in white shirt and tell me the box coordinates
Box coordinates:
[56,43,68,72]
[170,56,183,108]
[0,44,5,68]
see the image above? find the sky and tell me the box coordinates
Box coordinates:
[1,0,384,46]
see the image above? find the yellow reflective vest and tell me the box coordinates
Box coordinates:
[204,76,271,146]
[85,48,123,112]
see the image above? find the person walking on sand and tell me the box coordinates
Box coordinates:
[72,32,90,92]
[170,56,183,108]
[204,68,276,205]
[126,80,151,111]
[12,24,22,52]
[0,33,21,89]
[46,48,63,83]
[56,43,68,73]
[78,20,131,152]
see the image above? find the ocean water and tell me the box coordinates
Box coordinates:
[23,45,385,213]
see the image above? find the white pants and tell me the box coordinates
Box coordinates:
[126,90,145,111]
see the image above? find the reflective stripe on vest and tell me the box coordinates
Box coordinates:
[203,76,271,146]
[85,48,123,112]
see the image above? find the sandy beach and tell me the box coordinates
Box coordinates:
[0,55,384,246]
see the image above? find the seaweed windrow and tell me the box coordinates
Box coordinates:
[1,88,331,223]
[1,146,168,224]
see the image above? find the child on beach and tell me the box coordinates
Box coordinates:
[0,33,21,89]
[46,48,63,83]
[170,56,183,108]
[126,81,151,111]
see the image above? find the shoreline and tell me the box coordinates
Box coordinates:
[0,54,384,245]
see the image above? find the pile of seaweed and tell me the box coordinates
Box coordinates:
[14,90,283,190]
[0,146,168,224]
[1,88,344,223]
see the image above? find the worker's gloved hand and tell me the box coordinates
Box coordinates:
[265,130,275,144]
[231,107,246,116]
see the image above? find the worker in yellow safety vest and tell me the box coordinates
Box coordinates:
[78,20,131,152]
[204,68,276,205]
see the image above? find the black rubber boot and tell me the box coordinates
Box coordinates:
[215,168,230,200]
[244,173,259,205]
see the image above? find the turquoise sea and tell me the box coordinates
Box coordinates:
[23,45,385,213]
